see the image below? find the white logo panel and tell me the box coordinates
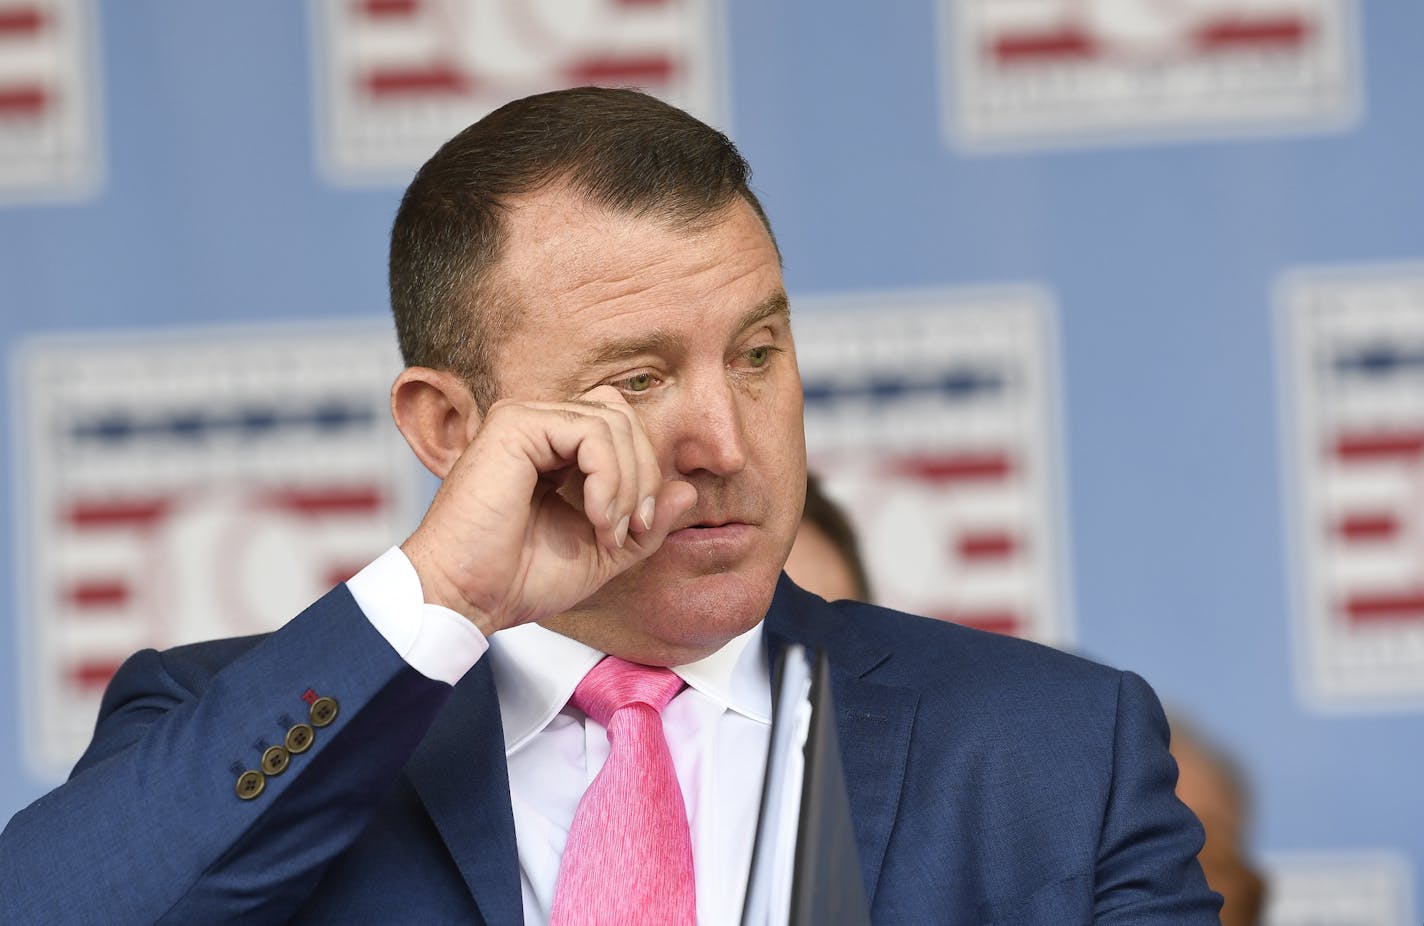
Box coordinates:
[311,0,725,182]
[0,0,102,202]
[1263,852,1415,926]
[13,323,425,774]
[1279,266,1424,708]
[796,288,1071,645]
[943,0,1358,151]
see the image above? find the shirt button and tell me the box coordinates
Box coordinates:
[261,745,291,776]
[285,723,314,754]
[236,770,266,800]
[309,696,339,728]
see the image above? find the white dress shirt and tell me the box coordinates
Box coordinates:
[347,547,774,925]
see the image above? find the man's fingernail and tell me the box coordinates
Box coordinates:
[615,515,630,548]
[639,496,656,530]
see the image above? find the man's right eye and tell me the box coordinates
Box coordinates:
[616,372,656,393]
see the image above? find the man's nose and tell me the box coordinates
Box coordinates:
[668,374,748,478]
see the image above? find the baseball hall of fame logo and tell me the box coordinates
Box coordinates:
[0,0,102,202]
[1278,266,1424,709]
[941,0,1359,151]
[310,0,725,182]
[795,287,1072,646]
[12,323,425,774]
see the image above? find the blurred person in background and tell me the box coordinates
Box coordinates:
[783,473,872,603]
[1171,715,1268,926]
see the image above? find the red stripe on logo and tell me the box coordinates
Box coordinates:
[0,84,48,116]
[68,661,122,689]
[1334,513,1399,543]
[362,65,469,97]
[1332,431,1424,462]
[991,29,1098,64]
[262,487,385,517]
[0,7,44,36]
[65,499,170,528]
[565,55,676,85]
[356,0,420,17]
[65,580,131,609]
[1343,591,1424,624]
[958,531,1020,561]
[888,453,1014,484]
[1195,16,1310,51]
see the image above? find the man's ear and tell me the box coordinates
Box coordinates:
[390,367,482,479]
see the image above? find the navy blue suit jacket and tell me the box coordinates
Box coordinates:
[1,576,1220,924]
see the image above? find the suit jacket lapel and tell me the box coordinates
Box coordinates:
[406,660,524,926]
[763,577,918,908]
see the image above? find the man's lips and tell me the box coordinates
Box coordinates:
[669,516,750,533]
[663,520,755,546]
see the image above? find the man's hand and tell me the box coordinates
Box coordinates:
[400,385,697,637]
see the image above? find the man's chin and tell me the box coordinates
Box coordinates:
[655,570,775,640]
[550,566,780,664]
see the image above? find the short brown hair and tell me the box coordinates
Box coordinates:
[389,86,776,410]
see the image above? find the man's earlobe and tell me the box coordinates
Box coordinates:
[390,367,482,478]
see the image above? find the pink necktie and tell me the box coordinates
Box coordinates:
[548,656,697,926]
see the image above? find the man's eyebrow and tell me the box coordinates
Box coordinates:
[735,288,791,334]
[580,329,685,369]
[574,289,792,373]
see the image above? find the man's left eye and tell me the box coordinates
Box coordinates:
[745,346,772,367]
[620,372,655,392]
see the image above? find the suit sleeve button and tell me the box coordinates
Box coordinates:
[261,745,291,775]
[285,723,314,754]
[309,696,339,728]
[236,770,266,800]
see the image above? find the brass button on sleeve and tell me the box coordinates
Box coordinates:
[236,770,266,800]
[285,722,314,754]
[261,745,291,776]
[309,696,339,728]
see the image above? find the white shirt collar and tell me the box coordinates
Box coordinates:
[488,620,771,756]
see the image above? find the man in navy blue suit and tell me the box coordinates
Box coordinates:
[0,88,1220,924]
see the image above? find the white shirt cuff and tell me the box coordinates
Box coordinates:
[345,546,489,685]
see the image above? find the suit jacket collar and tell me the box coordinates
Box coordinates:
[763,575,919,907]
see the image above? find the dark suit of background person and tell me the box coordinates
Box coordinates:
[0,88,1221,925]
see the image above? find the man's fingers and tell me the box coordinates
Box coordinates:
[652,479,697,532]
[592,398,642,547]
[582,386,663,533]
[629,415,662,532]
[568,418,633,549]
[622,479,697,558]
[498,392,662,551]
[523,407,622,550]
